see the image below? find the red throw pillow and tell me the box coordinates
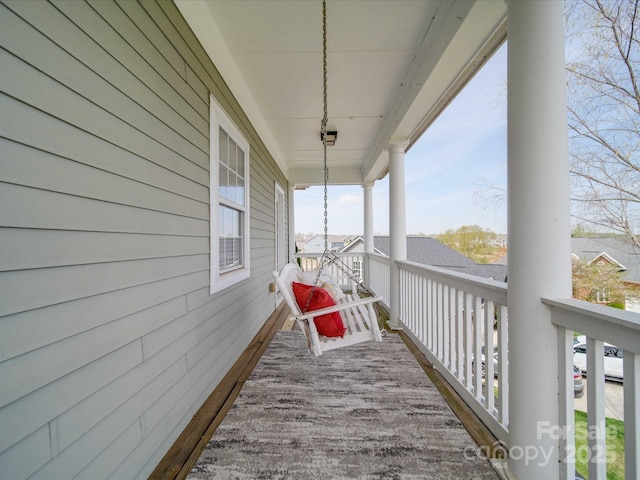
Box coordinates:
[292,282,346,338]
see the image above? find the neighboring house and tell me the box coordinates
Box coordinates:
[571,237,640,312]
[303,234,350,254]
[341,236,508,282]
[304,234,326,253]
[493,234,508,248]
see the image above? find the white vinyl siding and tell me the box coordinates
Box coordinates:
[210,97,251,292]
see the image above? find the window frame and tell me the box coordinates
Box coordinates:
[210,95,250,293]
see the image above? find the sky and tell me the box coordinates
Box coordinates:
[294,43,509,237]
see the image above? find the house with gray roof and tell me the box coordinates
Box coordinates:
[571,236,640,312]
[571,237,640,284]
[303,234,353,254]
[340,235,508,282]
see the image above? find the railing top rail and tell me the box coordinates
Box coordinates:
[397,259,508,304]
[295,252,361,258]
[366,252,391,264]
[543,297,640,353]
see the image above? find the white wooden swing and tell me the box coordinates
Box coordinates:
[273,1,383,356]
[273,262,384,356]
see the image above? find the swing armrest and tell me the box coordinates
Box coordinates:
[295,295,382,321]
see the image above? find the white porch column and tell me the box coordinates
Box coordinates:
[507,1,571,479]
[363,182,374,254]
[388,141,409,330]
[363,182,374,287]
[288,186,296,263]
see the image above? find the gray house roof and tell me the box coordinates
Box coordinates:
[572,237,640,284]
[343,236,508,282]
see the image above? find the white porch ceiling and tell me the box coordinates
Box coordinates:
[176,0,507,187]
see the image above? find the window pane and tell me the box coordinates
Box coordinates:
[218,127,245,207]
[219,128,228,166]
[237,149,245,177]
[219,163,229,201]
[218,205,243,271]
[229,172,237,204]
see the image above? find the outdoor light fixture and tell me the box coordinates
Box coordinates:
[321,130,338,146]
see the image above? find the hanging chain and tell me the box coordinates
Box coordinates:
[305,0,329,311]
[310,0,373,298]
[321,0,329,256]
[310,0,330,292]
[303,0,376,329]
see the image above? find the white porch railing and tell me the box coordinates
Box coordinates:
[368,253,390,305]
[395,259,510,443]
[295,251,640,478]
[543,298,640,480]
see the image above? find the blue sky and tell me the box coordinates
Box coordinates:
[295,43,509,236]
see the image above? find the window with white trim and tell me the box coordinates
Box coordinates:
[210,96,250,293]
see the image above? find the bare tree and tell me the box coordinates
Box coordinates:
[566,0,640,246]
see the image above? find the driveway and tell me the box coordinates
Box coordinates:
[574,378,623,421]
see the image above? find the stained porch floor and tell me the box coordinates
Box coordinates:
[183,320,502,479]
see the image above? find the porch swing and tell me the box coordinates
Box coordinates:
[273,0,384,356]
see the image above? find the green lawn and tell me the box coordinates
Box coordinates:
[574,410,625,480]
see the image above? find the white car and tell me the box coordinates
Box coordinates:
[573,341,623,382]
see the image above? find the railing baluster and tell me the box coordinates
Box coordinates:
[450,286,455,370]
[430,279,435,352]
[497,304,508,426]
[484,301,495,414]
[624,350,640,479]
[419,277,425,347]
[464,292,473,390]
[474,295,483,402]
[437,282,443,362]
[456,289,464,380]
[557,327,575,480]
[411,271,417,332]
[587,338,606,480]
[443,284,450,369]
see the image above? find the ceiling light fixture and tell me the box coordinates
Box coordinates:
[320,130,338,146]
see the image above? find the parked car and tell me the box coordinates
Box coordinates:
[573,341,623,382]
[475,346,499,378]
[474,348,584,397]
[573,365,585,398]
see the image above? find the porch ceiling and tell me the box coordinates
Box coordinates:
[176,0,506,187]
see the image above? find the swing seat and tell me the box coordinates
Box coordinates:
[273,263,384,356]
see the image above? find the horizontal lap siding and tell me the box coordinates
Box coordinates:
[0,1,287,478]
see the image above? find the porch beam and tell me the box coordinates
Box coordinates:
[506,1,571,479]
[289,166,364,187]
[388,141,409,330]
